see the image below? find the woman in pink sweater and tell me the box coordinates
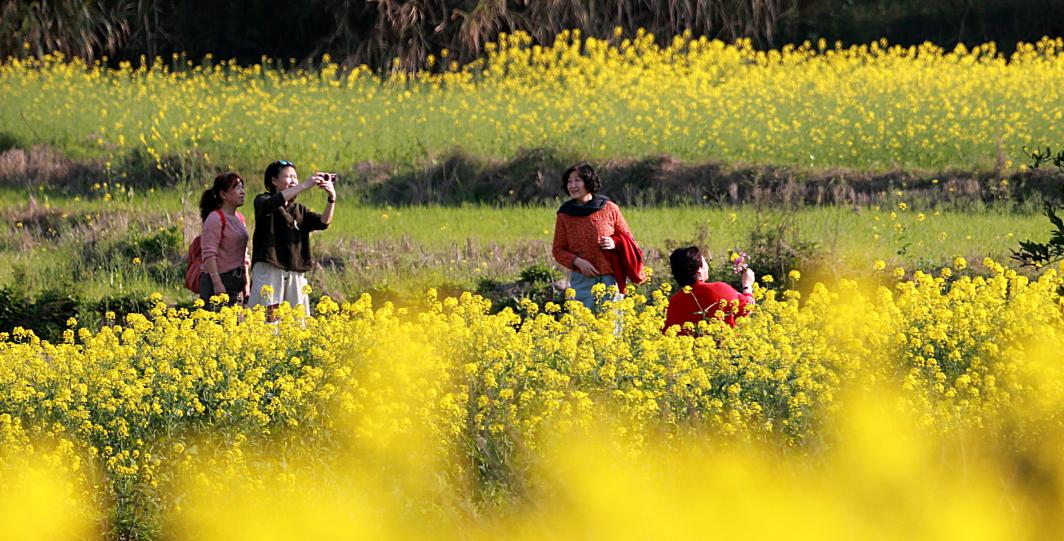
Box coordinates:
[197,172,250,308]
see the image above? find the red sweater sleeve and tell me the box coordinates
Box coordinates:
[552,214,577,270]
[738,291,755,315]
[612,203,632,237]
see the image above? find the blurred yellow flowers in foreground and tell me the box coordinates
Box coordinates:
[1,262,1063,538]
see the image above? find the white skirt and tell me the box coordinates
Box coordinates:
[248,261,310,316]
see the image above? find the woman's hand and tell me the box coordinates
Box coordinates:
[314,173,337,200]
[573,257,600,276]
[741,268,755,290]
[210,274,225,295]
[314,173,337,225]
[598,236,615,250]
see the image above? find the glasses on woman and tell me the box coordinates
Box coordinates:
[274,159,294,167]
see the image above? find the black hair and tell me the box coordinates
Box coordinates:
[198,172,244,221]
[264,160,296,193]
[670,246,703,288]
[560,163,601,195]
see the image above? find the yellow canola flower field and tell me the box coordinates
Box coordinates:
[1,32,1063,173]
[1,261,1063,539]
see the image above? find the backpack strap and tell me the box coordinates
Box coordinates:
[212,209,246,244]
[215,208,227,242]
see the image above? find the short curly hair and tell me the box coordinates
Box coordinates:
[560,163,601,195]
[670,246,704,288]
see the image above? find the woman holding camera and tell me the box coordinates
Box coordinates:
[197,171,250,308]
[248,159,336,318]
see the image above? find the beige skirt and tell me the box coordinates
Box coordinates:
[248,261,310,316]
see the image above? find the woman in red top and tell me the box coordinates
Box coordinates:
[552,163,635,310]
[663,246,755,334]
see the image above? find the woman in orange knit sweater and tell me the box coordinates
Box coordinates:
[552,163,634,310]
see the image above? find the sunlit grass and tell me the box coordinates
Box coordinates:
[0,183,1050,303]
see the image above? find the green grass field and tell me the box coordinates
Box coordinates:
[1,186,1050,308]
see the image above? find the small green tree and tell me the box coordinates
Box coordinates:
[1012,147,1064,268]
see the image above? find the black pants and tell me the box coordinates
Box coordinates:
[199,267,246,309]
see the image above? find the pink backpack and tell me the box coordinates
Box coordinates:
[184,209,245,294]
